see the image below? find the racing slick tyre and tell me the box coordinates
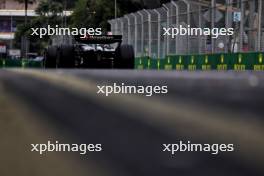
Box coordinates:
[115,44,135,69]
[58,45,75,68]
[45,46,58,68]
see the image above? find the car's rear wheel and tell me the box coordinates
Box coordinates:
[45,46,58,68]
[58,45,75,68]
[115,44,135,69]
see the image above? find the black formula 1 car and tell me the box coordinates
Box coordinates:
[44,35,135,69]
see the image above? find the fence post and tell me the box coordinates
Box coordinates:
[198,0,202,54]
[239,0,245,52]
[225,0,232,53]
[162,4,170,56]
[154,9,161,59]
[131,13,138,56]
[143,9,152,57]
[257,0,262,51]
[171,1,179,55]
[211,0,216,53]
[185,0,191,54]
[138,11,145,57]
[124,16,131,44]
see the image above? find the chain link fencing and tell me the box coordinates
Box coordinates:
[109,0,264,59]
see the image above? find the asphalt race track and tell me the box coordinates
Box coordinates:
[0,69,264,176]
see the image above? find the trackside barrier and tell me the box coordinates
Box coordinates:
[135,53,264,71]
[0,59,43,68]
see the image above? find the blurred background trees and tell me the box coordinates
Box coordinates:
[71,0,143,30]
[13,0,146,53]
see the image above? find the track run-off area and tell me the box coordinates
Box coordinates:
[0,69,264,176]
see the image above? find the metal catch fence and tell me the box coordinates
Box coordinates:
[109,0,264,59]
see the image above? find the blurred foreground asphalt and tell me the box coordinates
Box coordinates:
[0,69,264,176]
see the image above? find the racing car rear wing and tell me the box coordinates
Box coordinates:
[75,35,122,44]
